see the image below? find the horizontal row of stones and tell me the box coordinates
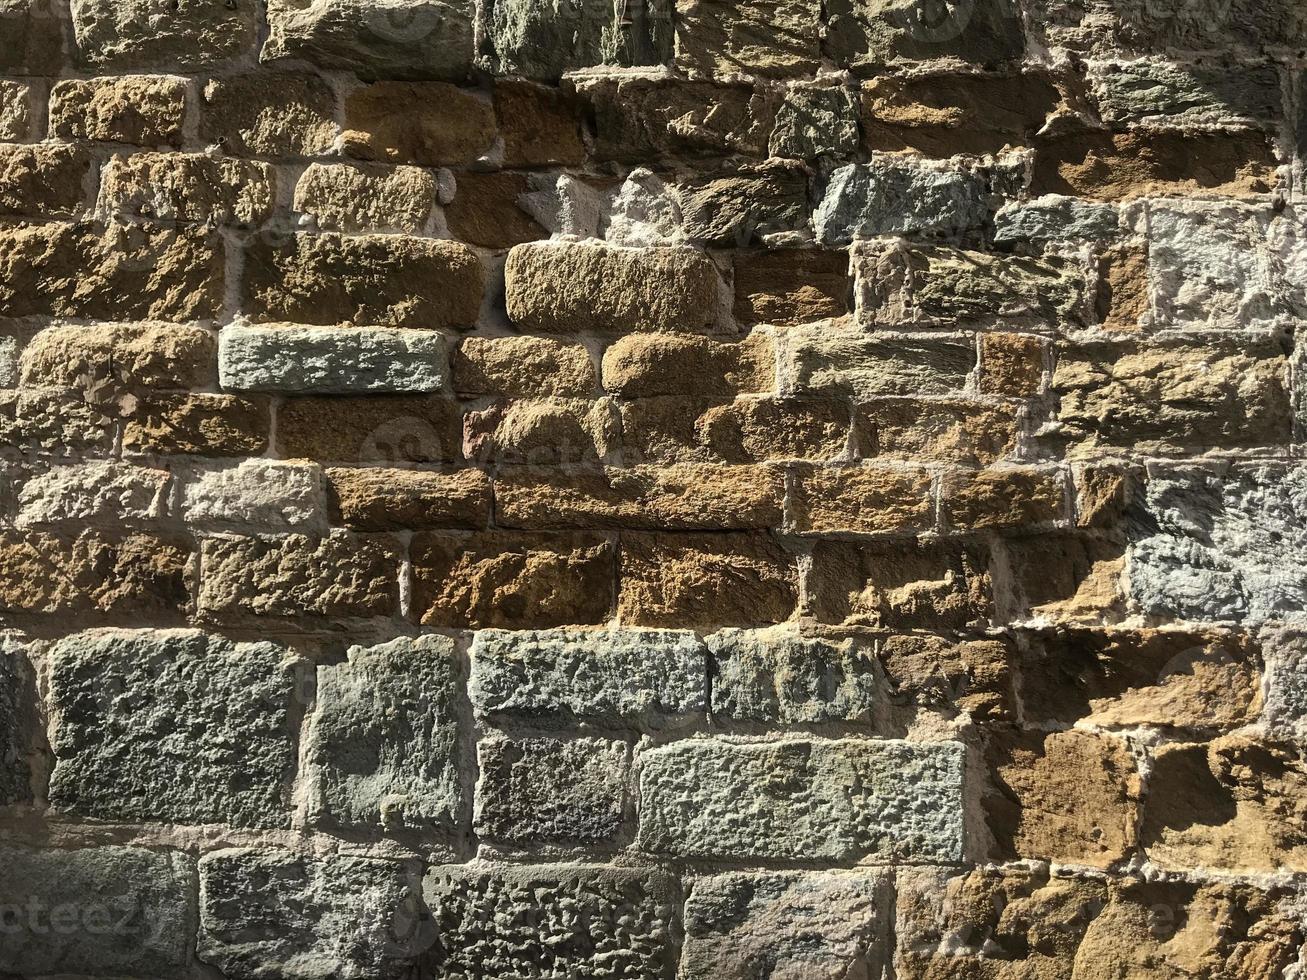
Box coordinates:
[5,0,1307,80]
[3,849,1301,980]
[2,626,1303,871]
[0,460,1303,629]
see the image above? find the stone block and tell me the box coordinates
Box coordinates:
[826,0,1024,72]
[789,465,935,535]
[0,642,33,804]
[455,336,596,397]
[0,79,32,140]
[305,635,464,833]
[294,163,436,234]
[71,0,257,70]
[815,160,991,244]
[16,460,169,526]
[769,85,860,160]
[342,81,495,166]
[0,144,95,217]
[277,394,462,463]
[784,330,976,398]
[733,248,849,326]
[48,629,299,827]
[639,737,965,861]
[676,0,820,77]
[101,151,275,225]
[121,393,270,456]
[177,460,325,531]
[485,0,672,80]
[200,72,338,157]
[50,75,189,144]
[855,398,1017,466]
[327,467,490,530]
[463,398,618,465]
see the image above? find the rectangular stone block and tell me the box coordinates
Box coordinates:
[0,221,223,321]
[48,629,300,827]
[244,232,483,329]
[294,162,437,234]
[619,531,798,628]
[733,248,850,326]
[199,848,424,980]
[683,870,891,980]
[825,0,1024,71]
[857,243,1088,329]
[16,460,169,526]
[201,72,338,157]
[1051,339,1292,456]
[785,331,976,398]
[0,79,32,139]
[814,161,991,244]
[676,0,820,77]
[343,80,494,166]
[485,0,671,80]
[855,398,1017,466]
[495,463,784,530]
[20,321,217,392]
[0,529,189,618]
[49,75,189,144]
[71,0,257,70]
[219,324,448,394]
[327,467,490,529]
[1090,59,1282,126]
[198,532,401,622]
[177,460,326,531]
[412,531,614,628]
[505,241,721,334]
[495,78,586,167]
[807,538,993,629]
[463,398,617,465]
[0,144,95,217]
[264,0,475,80]
[1,0,68,74]
[474,734,629,844]
[639,737,965,861]
[305,635,464,833]
[621,396,852,464]
[0,846,195,977]
[454,335,595,398]
[440,171,547,248]
[422,865,678,977]
[0,388,117,454]
[469,628,706,725]
[939,467,1067,531]
[675,163,809,246]
[602,333,773,398]
[121,393,270,456]
[102,151,275,226]
[790,465,934,535]
[277,394,462,463]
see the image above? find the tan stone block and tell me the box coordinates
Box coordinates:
[790,465,934,535]
[733,248,850,326]
[443,172,546,249]
[879,634,1015,722]
[201,72,338,157]
[199,532,401,621]
[0,529,189,617]
[20,322,216,392]
[621,397,851,464]
[243,232,482,329]
[454,336,596,398]
[1096,244,1150,330]
[326,467,490,530]
[505,241,721,334]
[602,333,773,398]
[49,75,188,145]
[121,393,271,457]
[619,532,798,629]
[1143,736,1307,873]
[294,163,436,234]
[985,728,1139,868]
[940,467,1067,531]
[412,531,614,628]
[277,394,462,463]
[675,0,820,77]
[0,80,31,141]
[495,463,784,530]
[495,79,584,167]
[343,82,495,166]
[463,399,617,465]
[979,333,1045,396]
[0,144,95,217]
[1004,532,1127,624]
[855,399,1018,466]
[0,389,116,453]
[807,538,993,629]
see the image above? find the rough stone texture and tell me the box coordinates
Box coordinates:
[244,233,483,329]
[422,865,678,977]
[327,466,490,529]
[201,72,338,156]
[785,331,976,398]
[856,398,1017,465]
[485,0,672,80]
[621,396,852,464]
[734,248,849,325]
[470,628,705,725]
[770,85,860,160]
[122,392,271,456]
[939,467,1066,531]
[343,81,495,165]
[101,151,275,225]
[456,335,596,397]
[1091,60,1283,126]
[475,734,628,843]
[0,846,196,977]
[198,847,424,980]
[305,635,464,833]
[790,465,934,535]
[48,629,299,827]
[0,643,33,804]
[219,324,448,394]
[178,459,325,531]
[277,394,462,463]
[815,160,991,244]
[50,75,189,144]
[0,79,32,140]
[505,241,720,334]
[17,460,169,526]
[682,870,891,980]
[463,397,618,464]
[71,0,258,70]
[295,163,437,234]
[826,0,1024,72]
[639,737,965,861]
[0,144,95,217]
[263,0,476,79]
[603,333,773,397]
[20,320,216,392]
[676,0,821,78]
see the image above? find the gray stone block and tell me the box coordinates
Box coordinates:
[769,86,860,160]
[814,161,991,244]
[264,0,476,79]
[994,195,1120,248]
[483,0,672,80]
[48,629,300,827]
[219,325,448,394]
[469,629,706,726]
[708,628,880,723]
[422,864,677,977]
[71,0,257,70]
[1091,59,1282,126]
[474,735,629,843]
[198,847,426,980]
[682,870,892,979]
[784,329,976,398]
[304,635,465,833]
[638,737,965,861]
[0,845,195,978]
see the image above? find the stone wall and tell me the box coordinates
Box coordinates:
[1,0,1307,976]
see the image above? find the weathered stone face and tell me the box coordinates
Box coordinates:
[71,0,258,70]
[0,643,33,804]
[50,75,188,144]
[48,630,300,827]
